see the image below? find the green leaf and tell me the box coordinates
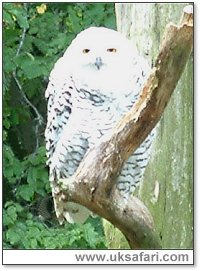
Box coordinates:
[15,203,24,213]
[3,47,17,72]
[17,184,34,201]
[30,238,38,248]
[83,223,99,248]
[29,226,40,237]
[3,208,17,226]
[6,228,21,245]
[4,29,20,46]
[27,213,34,220]
[4,201,14,208]
[12,9,29,29]
[21,238,30,249]
[7,206,17,218]
[13,159,24,178]
[27,167,37,185]
[3,10,15,27]
[3,118,10,129]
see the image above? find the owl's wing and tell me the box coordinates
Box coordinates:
[45,58,73,168]
[116,55,155,195]
[45,58,90,224]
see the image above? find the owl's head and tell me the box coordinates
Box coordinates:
[65,27,136,71]
[57,27,147,93]
[67,27,136,69]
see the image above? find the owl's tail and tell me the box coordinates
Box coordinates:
[62,202,90,224]
[50,172,90,224]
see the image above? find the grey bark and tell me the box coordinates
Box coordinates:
[103,3,193,249]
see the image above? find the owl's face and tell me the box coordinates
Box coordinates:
[67,27,135,70]
[63,27,138,93]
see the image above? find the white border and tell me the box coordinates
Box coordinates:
[3,249,194,265]
[1,0,198,268]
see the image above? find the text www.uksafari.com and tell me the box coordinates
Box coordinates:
[74,251,191,264]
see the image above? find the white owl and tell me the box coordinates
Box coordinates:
[45,27,154,224]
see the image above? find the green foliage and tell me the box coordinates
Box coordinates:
[3,2,116,249]
[4,202,106,249]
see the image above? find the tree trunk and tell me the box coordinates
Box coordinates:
[103,3,193,249]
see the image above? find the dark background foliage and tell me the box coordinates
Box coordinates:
[3,2,116,249]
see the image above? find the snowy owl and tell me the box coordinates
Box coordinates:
[45,27,154,224]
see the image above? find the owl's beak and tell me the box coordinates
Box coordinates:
[94,57,103,70]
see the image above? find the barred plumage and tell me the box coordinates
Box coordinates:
[45,27,154,224]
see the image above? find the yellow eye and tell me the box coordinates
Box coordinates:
[107,48,117,53]
[82,49,90,54]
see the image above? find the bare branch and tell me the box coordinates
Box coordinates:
[56,6,193,249]
[16,3,28,56]
[13,3,43,151]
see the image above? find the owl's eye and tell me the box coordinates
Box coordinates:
[82,49,90,54]
[107,48,117,53]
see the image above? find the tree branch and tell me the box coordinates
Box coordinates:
[13,3,44,151]
[56,6,193,249]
